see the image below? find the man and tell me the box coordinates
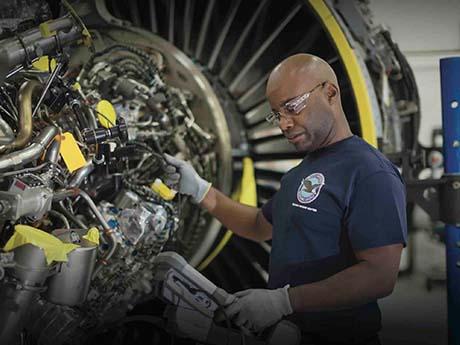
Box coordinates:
[164,54,407,345]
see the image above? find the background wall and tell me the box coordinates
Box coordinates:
[370,0,460,147]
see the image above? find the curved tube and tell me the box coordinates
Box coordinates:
[0,126,58,172]
[48,210,70,229]
[77,190,111,231]
[44,137,61,164]
[0,117,14,145]
[57,201,88,230]
[77,190,118,279]
[0,80,43,153]
[53,188,118,279]
[69,161,94,188]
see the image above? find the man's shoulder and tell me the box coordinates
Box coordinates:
[348,137,395,167]
[336,137,402,185]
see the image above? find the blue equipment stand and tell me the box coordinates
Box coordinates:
[440,57,460,345]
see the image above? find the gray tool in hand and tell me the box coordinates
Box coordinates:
[152,251,300,345]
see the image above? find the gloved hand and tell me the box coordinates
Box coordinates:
[163,153,212,203]
[224,286,293,333]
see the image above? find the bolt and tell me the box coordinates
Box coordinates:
[453,140,460,148]
[453,181,460,190]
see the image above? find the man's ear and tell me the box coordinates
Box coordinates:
[326,83,338,104]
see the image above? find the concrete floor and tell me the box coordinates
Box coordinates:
[379,231,447,345]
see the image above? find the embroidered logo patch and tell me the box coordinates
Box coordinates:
[297,173,325,204]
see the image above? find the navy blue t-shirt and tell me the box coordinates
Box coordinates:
[262,135,407,342]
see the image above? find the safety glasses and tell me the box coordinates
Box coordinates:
[265,81,327,125]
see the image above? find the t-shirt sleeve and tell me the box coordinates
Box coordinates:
[261,198,274,225]
[345,171,407,251]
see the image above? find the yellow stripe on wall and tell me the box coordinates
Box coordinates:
[309,0,377,147]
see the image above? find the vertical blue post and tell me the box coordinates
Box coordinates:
[441,57,460,345]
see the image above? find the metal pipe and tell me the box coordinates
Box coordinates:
[44,136,61,164]
[77,190,117,279]
[68,161,94,188]
[57,201,88,230]
[31,62,63,119]
[48,210,70,229]
[0,80,43,153]
[0,16,82,83]
[0,126,58,171]
[0,117,14,144]
[53,188,117,278]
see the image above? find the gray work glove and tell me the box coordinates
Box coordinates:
[224,286,293,332]
[163,153,212,203]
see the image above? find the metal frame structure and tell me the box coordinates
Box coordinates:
[441,57,460,345]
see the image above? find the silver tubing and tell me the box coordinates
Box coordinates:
[68,161,94,188]
[53,189,117,279]
[0,126,58,171]
[48,210,70,229]
[0,117,14,144]
[44,137,61,164]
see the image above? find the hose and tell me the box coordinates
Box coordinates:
[0,80,43,153]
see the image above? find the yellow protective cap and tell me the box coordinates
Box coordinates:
[151,178,177,201]
[4,225,79,265]
[96,100,117,128]
[82,227,100,245]
[32,56,57,72]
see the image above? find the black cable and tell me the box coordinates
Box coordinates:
[92,108,116,128]
[16,34,31,67]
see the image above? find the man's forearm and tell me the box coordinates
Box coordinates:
[288,260,395,312]
[200,187,271,242]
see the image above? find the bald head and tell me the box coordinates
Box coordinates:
[265,53,351,153]
[267,54,338,97]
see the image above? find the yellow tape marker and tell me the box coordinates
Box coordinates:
[151,178,177,201]
[60,132,86,173]
[32,56,57,72]
[39,21,56,38]
[96,100,117,128]
[4,225,79,265]
[309,0,377,147]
